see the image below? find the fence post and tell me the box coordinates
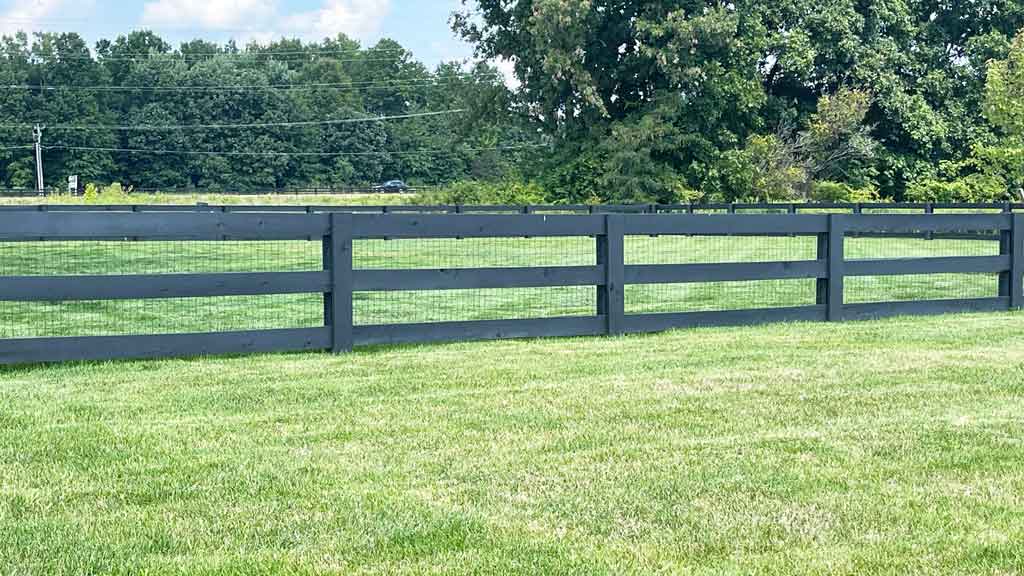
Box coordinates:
[1004,214,1023,310]
[924,202,935,240]
[325,212,354,353]
[597,214,625,335]
[820,214,845,321]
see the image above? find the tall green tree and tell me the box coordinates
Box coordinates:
[0,30,529,191]
[456,0,1024,201]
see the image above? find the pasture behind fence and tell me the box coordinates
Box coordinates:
[0,211,1020,364]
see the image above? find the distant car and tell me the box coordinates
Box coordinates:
[373,180,410,193]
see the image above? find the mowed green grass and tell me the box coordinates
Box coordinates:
[0,234,1002,338]
[2,313,1023,574]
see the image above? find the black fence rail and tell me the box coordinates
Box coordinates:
[0,212,1020,364]
[1,201,1023,214]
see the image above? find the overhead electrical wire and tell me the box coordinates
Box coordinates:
[0,74,505,93]
[0,109,467,131]
[50,47,414,60]
[4,53,407,64]
[43,143,548,157]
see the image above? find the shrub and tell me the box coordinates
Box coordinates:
[905,175,1008,202]
[81,182,134,204]
[809,181,881,203]
[416,180,547,205]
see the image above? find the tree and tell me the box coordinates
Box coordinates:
[792,88,877,190]
[455,0,1024,201]
[0,29,530,190]
[985,30,1024,138]
[978,30,1024,200]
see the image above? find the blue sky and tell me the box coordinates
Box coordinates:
[0,0,478,69]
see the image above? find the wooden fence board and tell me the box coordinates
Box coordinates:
[843,214,1011,233]
[1013,215,1024,309]
[0,328,330,364]
[843,298,1009,320]
[351,214,605,238]
[626,260,826,285]
[354,266,603,292]
[621,306,827,333]
[621,214,829,235]
[845,256,1010,277]
[0,212,330,240]
[0,271,329,302]
[1,202,1022,215]
[328,213,354,353]
[827,215,845,321]
[354,316,608,346]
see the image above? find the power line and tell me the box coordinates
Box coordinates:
[60,47,414,60]
[6,53,406,64]
[33,125,43,193]
[0,74,504,93]
[0,144,33,151]
[0,109,467,131]
[43,143,548,157]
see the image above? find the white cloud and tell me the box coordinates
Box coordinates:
[139,0,391,42]
[0,0,94,37]
[492,57,520,89]
[282,0,390,40]
[140,0,276,31]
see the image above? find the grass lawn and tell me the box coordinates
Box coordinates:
[2,312,1023,574]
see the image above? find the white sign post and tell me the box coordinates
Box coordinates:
[68,175,79,196]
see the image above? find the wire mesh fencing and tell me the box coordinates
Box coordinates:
[0,239,324,339]
[352,237,597,325]
[0,211,1018,359]
[844,231,1002,304]
[624,235,819,314]
[0,240,322,276]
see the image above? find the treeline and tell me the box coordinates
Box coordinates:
[7,2,1024,205]
[457,0,1024,204]
[0,31,537,191]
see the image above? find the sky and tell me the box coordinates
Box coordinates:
[0,0,480,69]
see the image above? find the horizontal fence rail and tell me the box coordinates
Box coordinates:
[0,212,1020,364]
[2,201,1023,215]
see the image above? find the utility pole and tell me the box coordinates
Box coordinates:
[33,125,44,196]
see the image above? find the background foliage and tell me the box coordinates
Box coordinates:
[5,3,1024,204]
[456,0,1024,203]
[0,31,535,192]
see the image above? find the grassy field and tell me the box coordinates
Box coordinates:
[2,312,1023,574]
[0,234,1002,338]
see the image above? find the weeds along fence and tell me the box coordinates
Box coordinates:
[0,211,1020,364]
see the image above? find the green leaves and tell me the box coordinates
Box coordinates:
[0,31,525,190]
[458,0,1024,202]
[985,31,1024,137]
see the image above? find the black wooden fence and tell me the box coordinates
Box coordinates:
[0,211,1020,364]
[1,201,1022,215]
